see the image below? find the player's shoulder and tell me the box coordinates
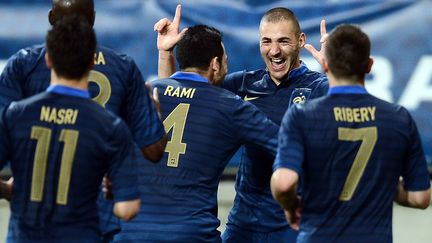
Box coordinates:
[6,44,46,68]
[97,45,136,65]
[223,69,267,89]
[301,69,328,88]
[369,95,412,118]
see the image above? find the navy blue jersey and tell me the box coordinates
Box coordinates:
[223,62,328,232]
[274,86,430,243]
[0,86,139,242]
[115,72,278,242]
[0,44,165,235]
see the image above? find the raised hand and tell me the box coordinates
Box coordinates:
[304,19,328,68]
[154,4,188,51]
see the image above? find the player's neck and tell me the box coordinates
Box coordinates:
[50,71,89,91]
[328,72,365,87]
[181,68,210,81]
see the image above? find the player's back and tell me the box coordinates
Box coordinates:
[1,90,136,242]
[0,44,163,237]
[293,91,428,242]
[117,72,278,242]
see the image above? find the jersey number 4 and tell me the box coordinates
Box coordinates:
[163,103,190,168]
[30,126,79,205]
[338,127,377,201]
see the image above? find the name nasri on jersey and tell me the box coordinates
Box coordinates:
[164,85,196,99]
[40,106,79,125]
[333,106,376,123]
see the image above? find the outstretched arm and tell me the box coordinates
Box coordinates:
[304,19,328,68]
[154,4,187,78]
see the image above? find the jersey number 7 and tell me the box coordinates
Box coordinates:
[338,127,377,201]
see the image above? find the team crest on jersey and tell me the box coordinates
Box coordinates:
[290,88,312,105]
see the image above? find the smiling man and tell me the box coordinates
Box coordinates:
[220,8,328,243]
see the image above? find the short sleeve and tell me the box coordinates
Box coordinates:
[231,96,278,156]
[273,105,305,174]
[106,118,139,202]
[0,50,26,108]
[125,60,165,148]
[401,111,430,191]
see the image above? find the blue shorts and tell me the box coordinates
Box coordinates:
[222,223,297,243]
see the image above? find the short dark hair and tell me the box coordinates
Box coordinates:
[326,24,371,81]
[50,0,95,26]
[176,25,224,70]
[46,14,96,80]
[261,7,301,37]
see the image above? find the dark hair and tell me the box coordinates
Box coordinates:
[176,25,224,70]
[46,14,96,80]
[261,7,301,37]
[51,0,95,26]
[326,24,370,81]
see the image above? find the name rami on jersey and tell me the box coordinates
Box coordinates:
[94,51,105,65]
[164,85,196,99]
[333,106,376,123]
[40,106,79,125]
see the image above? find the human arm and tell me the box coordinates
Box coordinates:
[304,19,328,68]
[394,179,430,209]
[107,120,142,220]
[113,198,141,221]
[271,168,301,230]
[394,110,431,209]
[0,107,13,201]
[0,177,13,201]
[231,97,279,155]
[271,105,306,230]
[127,61,167,162]
[154,4,187,78]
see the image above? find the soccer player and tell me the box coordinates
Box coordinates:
[0,15,141,242]
[0,0,167,240]
[114,25,279,242]
[271,24,431,242]
[155,5,328,242]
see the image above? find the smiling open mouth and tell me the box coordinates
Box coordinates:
[270,58,286,71]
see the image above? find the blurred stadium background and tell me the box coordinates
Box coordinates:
[1,0,432,242]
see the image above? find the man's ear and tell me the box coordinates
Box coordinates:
[210,56,220,73]
[91,11,96,26]
[45,53,53,69]
[323,59,329,73]
[366,57,374,74]
[48,10,55,26]
[299,32,306,48]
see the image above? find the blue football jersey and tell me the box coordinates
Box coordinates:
[0,44,165,235]
[0,86,139,242]
[223,62,328,233]
[274,86,430,243]
[114,72,279,242]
